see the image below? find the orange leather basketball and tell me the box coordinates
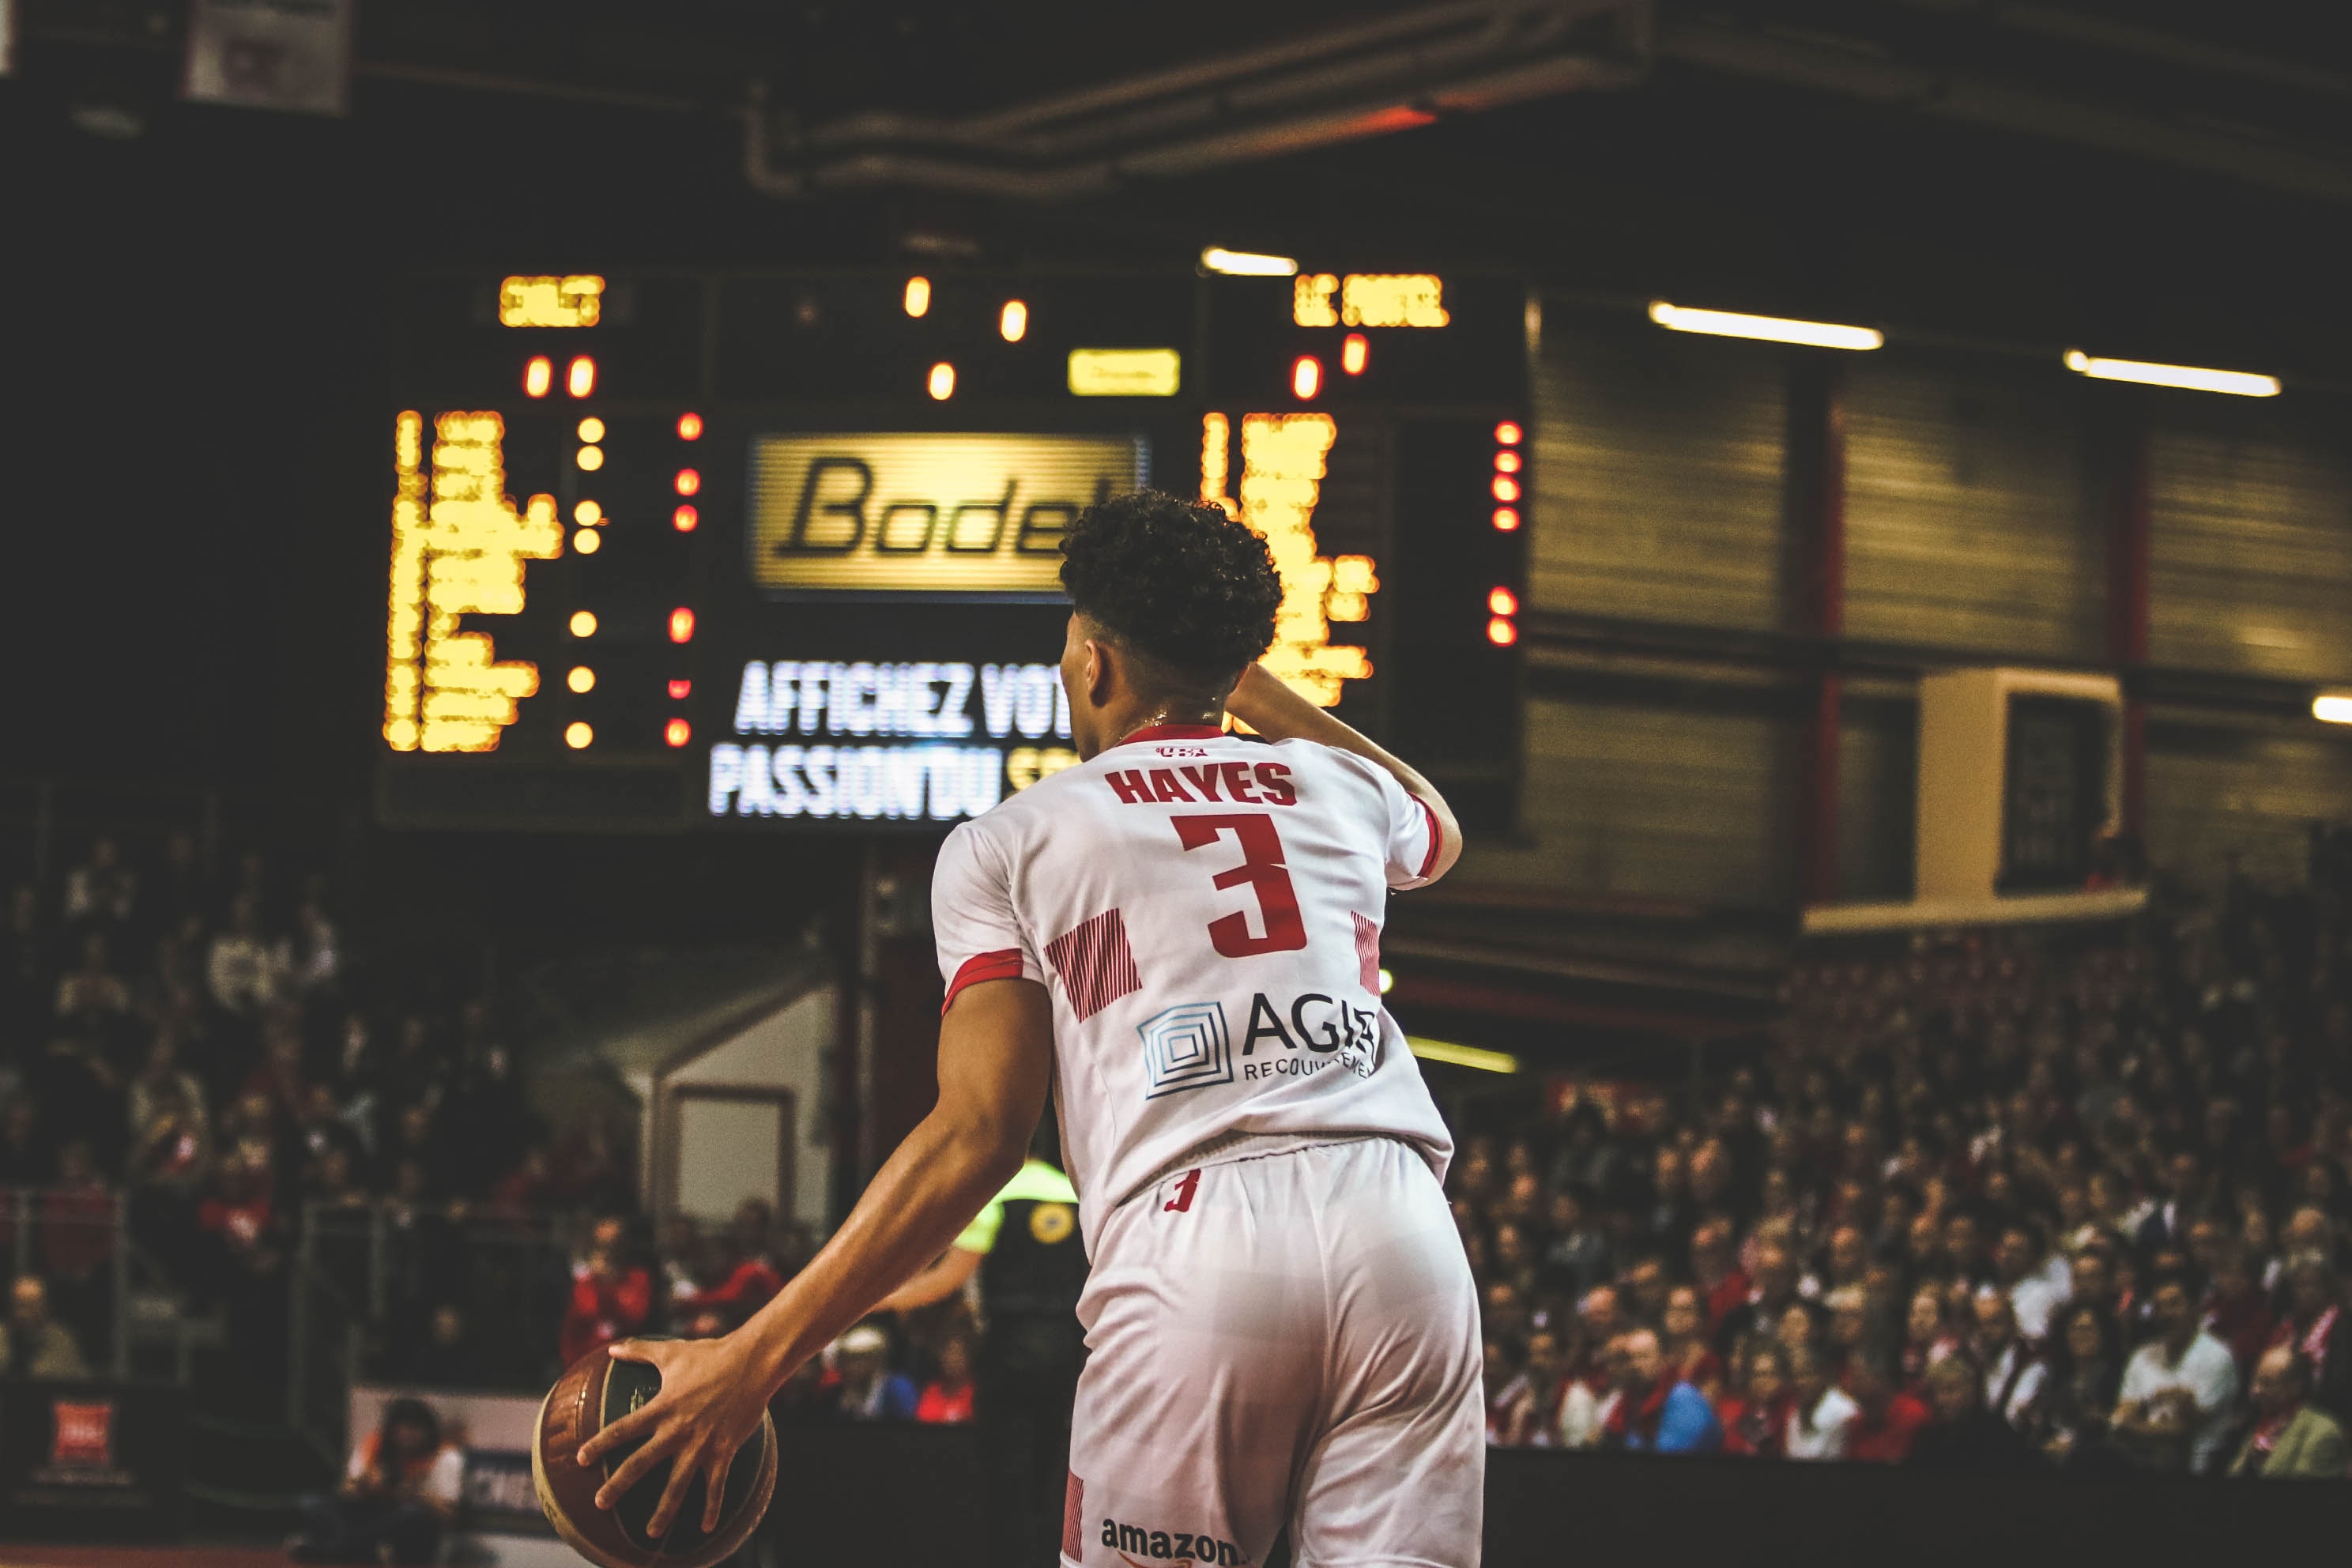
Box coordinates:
[532,1345,778,1568]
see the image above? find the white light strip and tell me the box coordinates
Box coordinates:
[2316,694,2352,725]
[1407,1036,1520,1074]
[2063,349,2279,398]
[1648,300,1883,351]
[1200,247,1299,277]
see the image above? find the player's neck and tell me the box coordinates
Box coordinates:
[1086,699,1227,756]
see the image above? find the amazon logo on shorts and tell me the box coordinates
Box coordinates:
[748,432,1146,595]
[1099,1518,1246,1566]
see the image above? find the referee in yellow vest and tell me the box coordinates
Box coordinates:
[880,1114,1087,1568]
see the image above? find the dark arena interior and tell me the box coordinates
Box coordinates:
[3,2,2351,1564]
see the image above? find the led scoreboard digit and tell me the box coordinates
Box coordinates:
[375,268,1528,834]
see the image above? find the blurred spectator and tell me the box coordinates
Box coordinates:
[2230,1345,2349,1479]
[834,1325,918,1421]
[673,1198,786,1327]
[1717,1344,1792,1457]
[1996,1222,2067,1340]
[0,1276,90,1379]
[2266,1249,2345,1410]
[39,1139,115,1329]
[4,883,55,1040]
[1491,1328,1564,1447]
[62,836,136,933]
[2113,1276,2240,1474]
[126,1028,208,1145]
[294,1396,463,1565]
[1909,1354,2035,1472]
[1538,1185,1611,1300]
[1902,1285,1962,1389]
[1596,1329,1721,1454]
[1969,1292,2046,1433]
[0,1093,55,1183]
[55,929,132,1038]
[1843,1344,1930,1463]
[206,895,284,1018]
[1659,1284,1723,1396]
[405,1304,488,1389]
[560,1238,652,1368]
[916,1332,978,1424]
[2039,1304,2124,1467]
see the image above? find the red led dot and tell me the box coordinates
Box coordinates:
[668,679,692,700]
[665,718,692,748]
[1489,586,1518,616]
[1492,507,1520,531]
[674,469,702,496]
[1491,474,1520,503]
[1340,333,1369,375]
[676,412,703,441]
[1494,450,1522,473]
[1494,420,1522,446]
[1291,356,1322,400]
[668,607,696,644]
[673,505,699,532]
[1487,616,1519,646]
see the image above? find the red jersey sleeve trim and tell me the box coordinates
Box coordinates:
[1414,797,1443,881]
[942,949,1027,1014]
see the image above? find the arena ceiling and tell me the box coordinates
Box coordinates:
[13,0,2350,380]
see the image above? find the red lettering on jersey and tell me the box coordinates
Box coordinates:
[1105,770,1151,804]
[1255,762,1298,805]
[1178,765,1225,801]
[1163,1168,1201,1213]
[1148,768,1195,803]
[1219,761,1259,803]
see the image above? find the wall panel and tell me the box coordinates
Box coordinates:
[2148,411,2352,680]
[2145,726,2352,892]
[1469,684,1794,907]
[1842,360,2101,658]
[1529,309,1788,629]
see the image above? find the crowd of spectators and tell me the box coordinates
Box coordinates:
[15,813,2352,1492]
[1465,842,2352,1479]
[0,827,620,1388]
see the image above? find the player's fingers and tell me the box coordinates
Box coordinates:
[645,1438,706,1539]
[591,1426,675,1510]
[576,1400,661,1468]
[606,1337,662,1365]
[699,1442,736,1534]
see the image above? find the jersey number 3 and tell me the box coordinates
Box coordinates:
[1173,813,1308,957]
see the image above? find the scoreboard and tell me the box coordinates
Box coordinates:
[376,266,1529,834]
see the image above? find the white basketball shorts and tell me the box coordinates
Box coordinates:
[1060,1136,1484,1568]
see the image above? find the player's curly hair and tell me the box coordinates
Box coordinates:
[1060,490,1281,688]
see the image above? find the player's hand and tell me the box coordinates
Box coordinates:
[576,1335,775,1538]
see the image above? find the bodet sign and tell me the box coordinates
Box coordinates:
[748,432,1148,595]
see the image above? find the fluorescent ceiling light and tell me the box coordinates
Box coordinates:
[2316,694,2352,725]
[1649,300,1883,351]
[1407,1036,1519,1074]
[2064,349,2279,398]
[1200,247,1298,277]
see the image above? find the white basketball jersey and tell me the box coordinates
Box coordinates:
[931,723,1454,1252]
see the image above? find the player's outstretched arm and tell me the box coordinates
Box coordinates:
[575,978,1054,1536]
[1225,662,1463,882]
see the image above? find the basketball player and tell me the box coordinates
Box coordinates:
[581,492,1483,1566]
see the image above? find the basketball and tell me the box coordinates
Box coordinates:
[532,1346,778,1568]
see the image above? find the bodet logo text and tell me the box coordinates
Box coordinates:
[748,432,1147,594]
